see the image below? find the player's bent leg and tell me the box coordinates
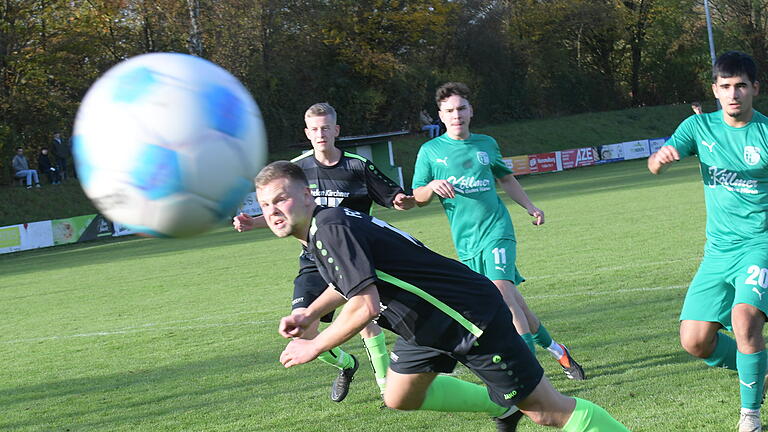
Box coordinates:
[679,319,722,358]
[359,322,389,394]
[491,279,533,351]
[495,280,586,380]
[517,377,629,431]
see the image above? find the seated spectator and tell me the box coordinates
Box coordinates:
[420,109,441,139]
[12,147,40,189]
[37,147,61,184]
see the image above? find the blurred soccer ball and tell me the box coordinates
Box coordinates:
[73,53,267,237]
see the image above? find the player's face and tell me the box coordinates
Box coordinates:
[438,95,473,140]
[304,115,340,153]
[712,74,759,123]
[257,178,314,240]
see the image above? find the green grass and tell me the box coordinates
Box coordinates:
[1,156,749,431]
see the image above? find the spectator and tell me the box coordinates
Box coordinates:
[691,101,703,115]
[12,147,40,189]
[52,131,69,180]
[419,109,441,139]
[37,147,61,184]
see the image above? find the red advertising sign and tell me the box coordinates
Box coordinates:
[529,152,559,173]
[560,147,596,170]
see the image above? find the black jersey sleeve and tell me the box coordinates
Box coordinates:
[312,221,378,299]
[360,159,405,208]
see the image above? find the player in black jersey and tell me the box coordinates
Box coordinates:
[255,161,629,432]
[234,103,415,402]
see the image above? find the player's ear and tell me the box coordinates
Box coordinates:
[333,125,340,137]
[754,81,760,96]
[304,127,311,140]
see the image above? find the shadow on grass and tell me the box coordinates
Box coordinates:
[0,349,322,430]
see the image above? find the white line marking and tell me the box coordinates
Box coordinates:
[2,319,275,344]
[526,257,700,281]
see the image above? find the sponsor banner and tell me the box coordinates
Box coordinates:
[622,139,650,160]
[52,214,114,245]
[238,192,263,216]
[112,222,136,237]
[649,137,668,154]
[0,225,22,254]
[528,152,559,174]
[19,221,54,250]
[503,155,531,176]
[596,143,625,164]
[560,147,597,169]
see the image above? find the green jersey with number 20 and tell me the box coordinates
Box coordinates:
[665,110,768,245]
[412,133,514,260]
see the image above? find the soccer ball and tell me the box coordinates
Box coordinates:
[73,53,267,237]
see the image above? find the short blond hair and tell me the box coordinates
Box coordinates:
[304,102,337,123]
[255,161,309,190]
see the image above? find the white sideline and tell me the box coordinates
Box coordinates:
[2,284,688,345]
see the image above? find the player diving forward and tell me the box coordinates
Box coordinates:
[234,103,415,402]
[648,51,768,432]
[412,82,585,380]
[257,160,629,432]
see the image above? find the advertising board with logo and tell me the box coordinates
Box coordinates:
[560,147,596,170]
[503,156,531,176]
[596,143,625,164]
[529,152,559,174]
[621,140,651,160]
[648,137,668,154]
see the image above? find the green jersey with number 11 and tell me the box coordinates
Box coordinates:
[412,133,514,260]
[665,110,768,245]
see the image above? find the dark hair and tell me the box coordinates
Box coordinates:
[255,161,309,189]
[435,82,471,105]
[713,51,757,83]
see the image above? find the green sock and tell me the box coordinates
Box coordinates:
[532,324,553,348]
[419,374,507,416]
[363,332,389,393]
[520,332,536,353]
[562,397,630,432]
[703,332,737,370]
[316,346,355,370]
[737,350,767,409]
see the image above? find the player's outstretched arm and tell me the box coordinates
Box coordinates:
[647,146,680,175]
[278,285,346,339]
[232,212,267,232]
[279,284,380,368]
[497,174,544,226]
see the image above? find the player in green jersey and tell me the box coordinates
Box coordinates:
[411,82,585,381]
[648,51,768,432]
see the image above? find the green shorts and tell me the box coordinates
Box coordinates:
[680,241,768,330]
[462,238,525,284]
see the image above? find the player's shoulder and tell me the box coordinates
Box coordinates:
[751,110,768,126]
[313,206,369,233]
[291,151,314,165]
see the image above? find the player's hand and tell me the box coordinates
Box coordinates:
[652,146,680,166]
[527,206,544,226]
[428,179,456,199]
[232,212,255,232]
[278,313,312,339]
[279,338,321,368]
[393,193,416,210]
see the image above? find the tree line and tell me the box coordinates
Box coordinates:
[1,0,765,179]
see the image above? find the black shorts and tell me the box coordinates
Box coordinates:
[293,252,334,323]
[388,308,543,407]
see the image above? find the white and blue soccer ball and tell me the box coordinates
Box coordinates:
[73,53,267,237]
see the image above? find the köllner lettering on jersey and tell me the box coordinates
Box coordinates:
[446,175,492,194]
[706,166,759,194]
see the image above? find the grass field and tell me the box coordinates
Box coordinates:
[0,157,744,431]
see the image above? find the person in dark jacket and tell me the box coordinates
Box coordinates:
[37,147,60,184]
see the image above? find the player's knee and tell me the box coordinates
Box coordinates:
[679,332,711,358]
[525,410,562,428]
[382,393,419,411]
